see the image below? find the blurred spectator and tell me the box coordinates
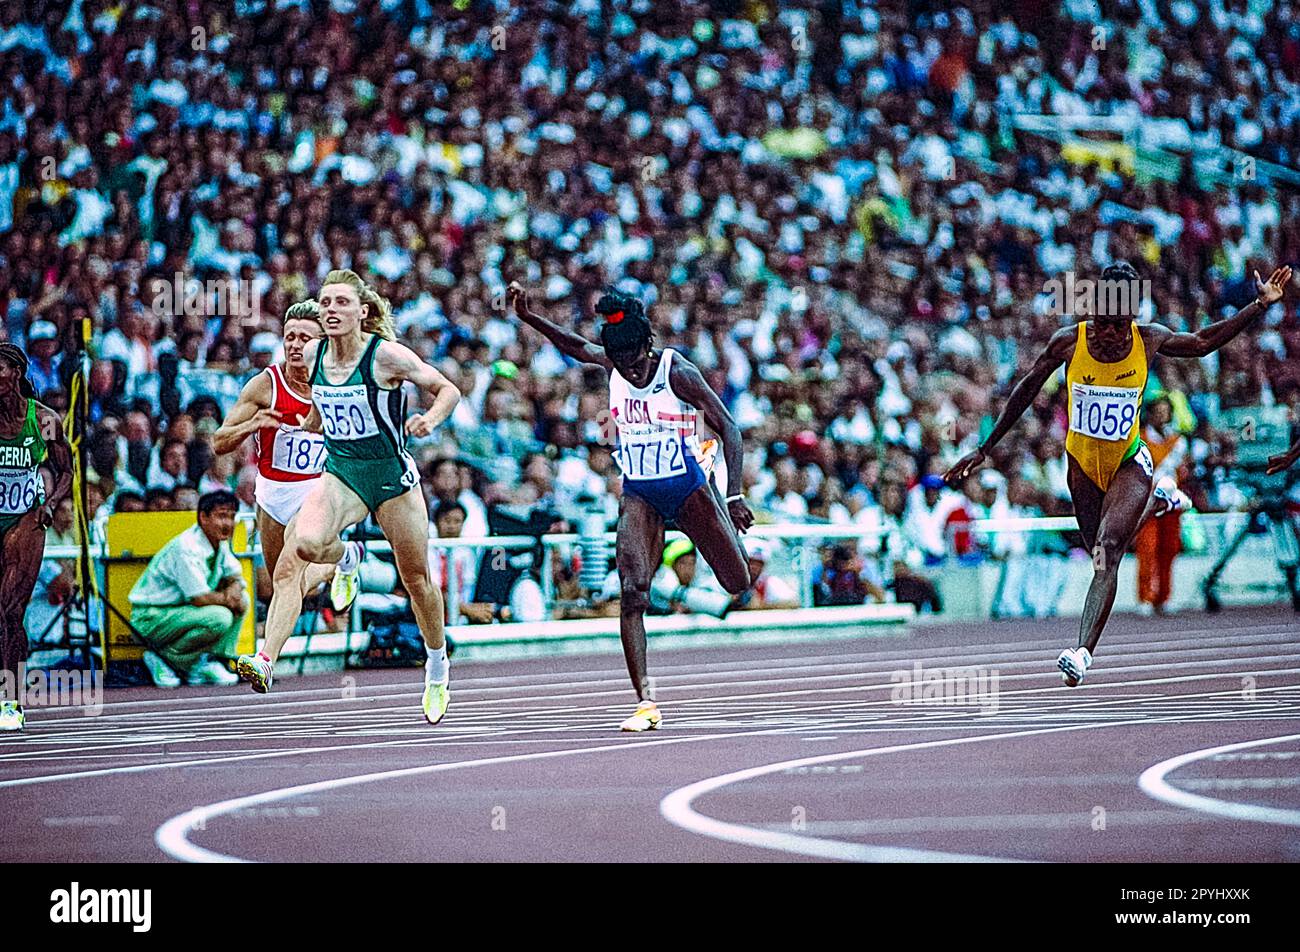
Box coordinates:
[650,539,732,617]
[731,538,801,611]
[126,490,245,688]
[1136,395,1190,614]
[25,320,63,396]
[812,544,880,607]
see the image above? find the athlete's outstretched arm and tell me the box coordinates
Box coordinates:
[669,356,754,532]
[373,341,461,437]
[1149,266,1292,358]
[1267,437,1300,475]
[211,371,282,455]
[944,326,1075,485]
[35,403,72,528]
[507,281,612,370]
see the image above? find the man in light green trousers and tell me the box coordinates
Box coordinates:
[128,490,247,688]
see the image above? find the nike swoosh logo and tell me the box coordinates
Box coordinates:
[651,384,666,393]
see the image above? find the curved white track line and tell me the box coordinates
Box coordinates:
[658,719,1165,862]
[660,717,1300,868]
[153,724,908,863]
[1138,733,1300,827]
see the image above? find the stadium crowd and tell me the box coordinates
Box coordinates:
[6,0,1300,622]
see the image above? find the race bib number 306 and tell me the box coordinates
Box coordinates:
[0,468,42,515]
[1070,383,1141,441]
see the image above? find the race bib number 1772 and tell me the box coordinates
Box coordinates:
[1070,383,1141,441]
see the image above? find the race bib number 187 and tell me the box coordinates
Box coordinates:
[1070,383,1141,441]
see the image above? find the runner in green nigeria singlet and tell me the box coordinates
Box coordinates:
[0,398,47,542]
[309,333,418,514]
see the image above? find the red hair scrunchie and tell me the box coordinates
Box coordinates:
[606,310,625,324]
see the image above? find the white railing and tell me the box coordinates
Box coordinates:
[45,510,1297,624]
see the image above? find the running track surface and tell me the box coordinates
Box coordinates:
[3,606,1298,863]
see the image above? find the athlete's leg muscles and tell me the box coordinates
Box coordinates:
[1077,458,1153,654]
[374,487,445,651]
[259,507,333,599]
[1067,456,1105,551]
[0,516,46,699]
[675,483,752,595]
[615,492,665,700]
[262,476,366,663]
[255,507,282,602]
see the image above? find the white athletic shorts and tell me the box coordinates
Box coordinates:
[255,474,320,527]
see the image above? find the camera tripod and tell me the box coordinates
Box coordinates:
[1202,494,1300,613]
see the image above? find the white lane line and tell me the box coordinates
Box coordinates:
[31,623,1300,721]
[657,720,1168,862]
[1138,733,1300,827]
[5,674,1298,771]
[45,643,1300,735]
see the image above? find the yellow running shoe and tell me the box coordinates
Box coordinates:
[330,542,364,611]
[422,678,449,725]
[620,700,662,732]
[0,701,25,732]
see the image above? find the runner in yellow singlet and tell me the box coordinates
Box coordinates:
[946,262,1292,686]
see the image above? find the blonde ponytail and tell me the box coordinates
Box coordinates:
[321,269,396,341]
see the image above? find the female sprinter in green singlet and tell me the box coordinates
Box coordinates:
[0,343,73,732]
[237,271,461,724]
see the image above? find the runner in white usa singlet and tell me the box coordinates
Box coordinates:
[509,282,754,733]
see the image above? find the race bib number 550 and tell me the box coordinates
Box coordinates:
[1070,383,1141,441]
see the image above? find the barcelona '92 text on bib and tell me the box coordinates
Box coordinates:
[313,384,381,442]
[270,428,327,475]
[1070,383,1141,441]
[0,467,42,515]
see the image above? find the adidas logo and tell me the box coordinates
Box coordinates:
[1082,374,1096,385]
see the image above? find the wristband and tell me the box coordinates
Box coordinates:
[725,494,745,504]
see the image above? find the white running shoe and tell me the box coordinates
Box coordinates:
[142,650,182,689]
[330,541,364,611]
[1057,646,1093,687]
[236,652,275,694]
[0,701,25,732]
[188,659,240,686]
[1153,477,1192,518]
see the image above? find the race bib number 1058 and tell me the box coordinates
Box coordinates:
[1070,383,1141,441]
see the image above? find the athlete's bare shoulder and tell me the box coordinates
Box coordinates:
[1136,321,1174,350]
[1042,324,1078,364]
[236,367,274,406]
[665,348,705,386]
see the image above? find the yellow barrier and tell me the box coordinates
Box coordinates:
[102,512,256,663]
